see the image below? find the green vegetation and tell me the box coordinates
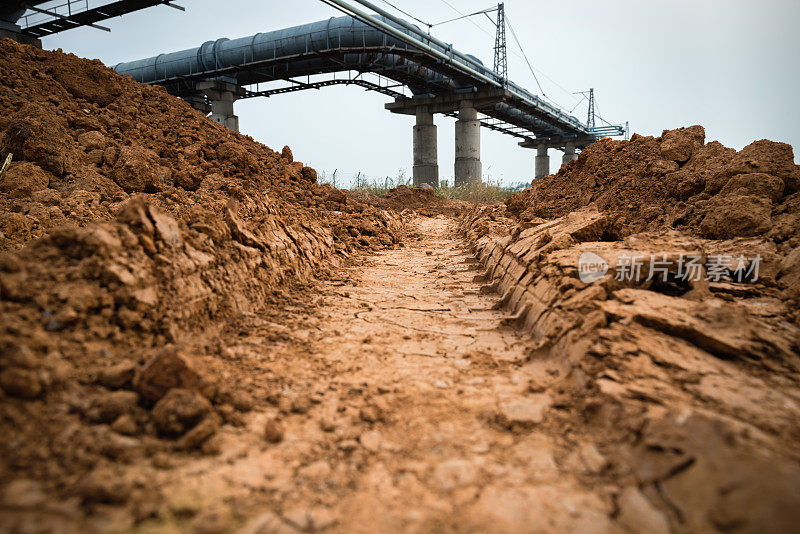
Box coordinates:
[434,179,528,202]
[318,169,412,195]
[318,169,530,202]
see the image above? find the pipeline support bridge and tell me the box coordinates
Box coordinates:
[113,1,625,185]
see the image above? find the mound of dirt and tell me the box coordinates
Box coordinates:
[0,36,406,523]
[460,201,800,532]
[457,126,800,532]
[507,126,800,246]
[348,184,468,217]
[0,39,402,253]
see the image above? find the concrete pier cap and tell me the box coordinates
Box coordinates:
[454,99,481,185]
[196,81,245,132]
[413,106,439,187]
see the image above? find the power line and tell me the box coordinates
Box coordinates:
[431,7,496,28]
[436,0,497,40]
[378,0,433,30]
[344,0,588,119]
[433,0,580,109]
[504,12,544,95]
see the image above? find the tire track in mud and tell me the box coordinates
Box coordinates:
[154,215,616,534]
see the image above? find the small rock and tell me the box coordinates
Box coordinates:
[231,390,254,412]
[86,390,139,423]
[134,347,202,402]
[151,388,212,436]
[191,503,234,534]
[720,172,785,202]
[77,130,106,151]
[111,413,139,436]
[699,194,772,239]
[617,486,671,534]
[1,479,47,508]
[359,399,387,423]
[647,159,680,175]
[299,460,332,480]
[180,412,221,450]
[338,439,359,452]
[151,452,173,470]
[359,430,382,452]
[0,367,43,399]
[660,125,705,162]
[263,418,284,443]
[97,361,136,389]
[578,443,609,474]
[0,343,39,368]
[74,466,133,504]
[319,416,337,432]
[201,434,223,456]
[308,507,338,531]
[495,394,552,430]
[147,204,183,248]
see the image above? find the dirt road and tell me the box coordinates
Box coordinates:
[126,215,617,533]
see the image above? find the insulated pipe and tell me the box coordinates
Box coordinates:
[327,0,586,132]
[322,0,502,89]
[114,15,588,138]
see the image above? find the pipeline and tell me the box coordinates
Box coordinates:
[114,14,589,139]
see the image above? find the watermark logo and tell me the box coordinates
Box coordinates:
[576,252,762,284]
[578,251,609,283]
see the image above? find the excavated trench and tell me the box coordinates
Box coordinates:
[1,37,800,533]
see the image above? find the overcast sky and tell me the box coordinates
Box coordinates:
[41,0,800,187]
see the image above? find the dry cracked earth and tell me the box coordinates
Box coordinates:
[176,214,612,534]
[10,215,621,533]
[5,211,799,534]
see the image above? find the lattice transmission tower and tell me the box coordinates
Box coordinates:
[493,3,507,85]
[586,87,596,129]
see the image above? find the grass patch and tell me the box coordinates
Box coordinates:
[434,179,522,202]
[318,169,530,202]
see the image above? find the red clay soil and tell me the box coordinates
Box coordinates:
[0,39,401,254]
[0,37,406,528]
[3,35,800,534]
[507,126,800,244]
[459,131,800,531]
[372,185,468,216]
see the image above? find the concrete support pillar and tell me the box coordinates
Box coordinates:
[196,81,243,132]
[454,100,481,185]
[413,107,438,187]
[562,142,578,165]
[185,96,211,115]
[535,144,550,180]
